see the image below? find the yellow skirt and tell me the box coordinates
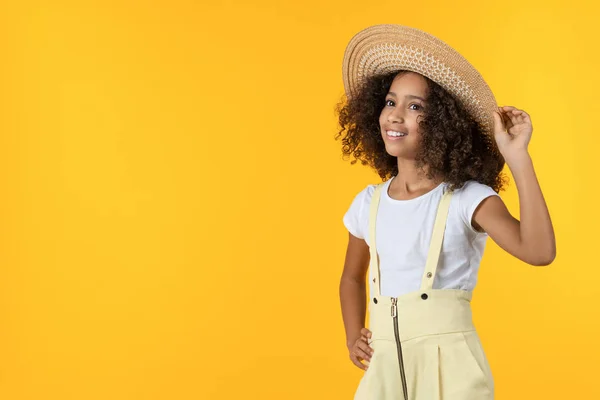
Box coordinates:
[354,290,494,400]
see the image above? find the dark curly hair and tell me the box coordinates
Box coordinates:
[334,70,507,192]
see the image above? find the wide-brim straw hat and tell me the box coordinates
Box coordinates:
[342,24,498,136]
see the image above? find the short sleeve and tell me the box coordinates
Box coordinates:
[457,181,499,234]
[342,184,376,239]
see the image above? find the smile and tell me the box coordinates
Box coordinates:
[386,130,408,140]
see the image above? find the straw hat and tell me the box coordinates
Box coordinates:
[342,24,498,136]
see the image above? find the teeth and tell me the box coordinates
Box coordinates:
[387,130,407,137]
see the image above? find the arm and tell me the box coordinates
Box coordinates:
[339,232,370,349]
[473,106,556,266]
[473,154,556,265]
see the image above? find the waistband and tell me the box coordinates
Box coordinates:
[369,289,475,343]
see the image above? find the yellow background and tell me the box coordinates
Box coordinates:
[0,0,598,399]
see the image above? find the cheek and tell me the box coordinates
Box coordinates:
[411,116,425,133]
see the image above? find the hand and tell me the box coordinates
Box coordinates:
[348,328,373,371]
[492,106,533,163]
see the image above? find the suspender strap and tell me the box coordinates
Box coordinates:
[367,182,454,297]
[420,189,453,291]
[368,184,384,298]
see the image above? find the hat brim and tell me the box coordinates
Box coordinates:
[342,24,498,136]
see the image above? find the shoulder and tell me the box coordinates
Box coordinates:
[348,182,381,210]
[342,182,385,239]
[451,180,500,233]
[453,180,499,205]
[454,180,498,195]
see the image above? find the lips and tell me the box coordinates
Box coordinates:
[385,130,408,140]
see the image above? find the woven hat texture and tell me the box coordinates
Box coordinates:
[342,24,498,135]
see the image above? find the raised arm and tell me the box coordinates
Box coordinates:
[472,106,556,266]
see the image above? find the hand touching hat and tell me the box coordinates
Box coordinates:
[493,106,533,163]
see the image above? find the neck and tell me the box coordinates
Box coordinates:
[392,159,442,194]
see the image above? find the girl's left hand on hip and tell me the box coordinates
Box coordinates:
[492,105,533,160]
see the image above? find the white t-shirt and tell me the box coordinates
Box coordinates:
[343,177,498,298]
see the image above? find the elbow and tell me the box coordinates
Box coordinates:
[529,256,555,266]
[527,248,556,266]
[520,236,556,266]
[339,273,365,288]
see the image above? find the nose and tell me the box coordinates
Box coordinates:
[387,107,405,124]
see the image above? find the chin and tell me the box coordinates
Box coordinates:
[385,149,401,157]
[384,143,406,157]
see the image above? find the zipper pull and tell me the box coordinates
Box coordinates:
[391,297,397,318]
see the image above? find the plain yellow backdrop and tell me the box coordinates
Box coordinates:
[0,0,598,399]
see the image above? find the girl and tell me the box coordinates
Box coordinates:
[336,25,555,400]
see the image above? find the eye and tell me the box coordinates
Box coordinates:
[409,103,422,111]
[385,99,395,107]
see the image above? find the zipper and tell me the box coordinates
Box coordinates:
[391,297,408,400]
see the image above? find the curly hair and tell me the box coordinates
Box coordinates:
[335,70,507,192]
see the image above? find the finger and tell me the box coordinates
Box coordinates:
[354,345,372,361]
[504,106,530,120]
[493,111,505,133]
[358,340,374,357]
[350,354,364,370]
[361,328,372,339]
[499,111,513,130]
[360,336,370,348]
[350,354,368,370]
[512,111,521,124]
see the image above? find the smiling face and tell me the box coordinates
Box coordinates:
[379,71,429,159]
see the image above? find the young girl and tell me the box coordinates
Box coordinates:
[336,25,555,400]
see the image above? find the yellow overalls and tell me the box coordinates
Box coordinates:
[354,183,495,400]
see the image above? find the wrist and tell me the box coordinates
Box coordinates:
[503,150,532,169]
[346,338,357,349]
[346,332,362,349]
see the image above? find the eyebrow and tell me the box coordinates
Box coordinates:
[387,92,426,102]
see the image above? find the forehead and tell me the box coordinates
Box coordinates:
[389,72,428,94]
